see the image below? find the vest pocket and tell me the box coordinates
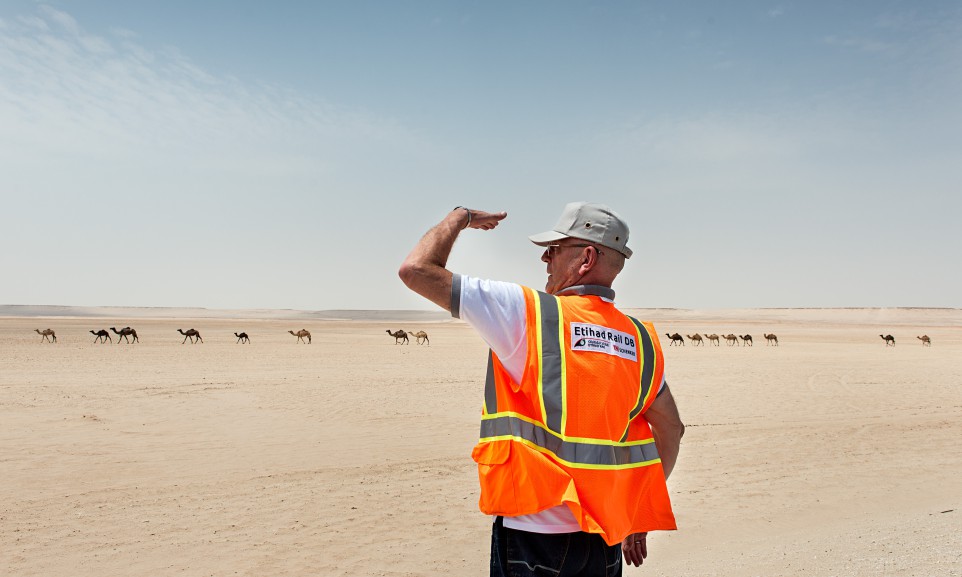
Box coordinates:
[472,440,510,465]
[473,440,521,515]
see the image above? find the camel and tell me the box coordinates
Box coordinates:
[234,332,250,344]
[177,328,203,344]
[386,329,409,344]
[880,334,895,347]
[917,335,931,347]
[686,333,704,346]
[35,328,57,343]
[409,330,430,345]
[289,329,311,344]
[705,333,720,346]
[90,329,111,343]
[664,333,685,346]
[739,334,753,346]
[110,326,139,344]
[764,333,779,346]
[724,334,739,346]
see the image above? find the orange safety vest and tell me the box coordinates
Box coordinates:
[471,285,675,546]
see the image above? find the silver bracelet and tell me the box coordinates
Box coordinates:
[453,206,471,229]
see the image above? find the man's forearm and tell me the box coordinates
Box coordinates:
[645,386,684,480]
[652,426,682,480]
[398,209,468,312]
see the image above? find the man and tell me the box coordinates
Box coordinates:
[399,203,684,576]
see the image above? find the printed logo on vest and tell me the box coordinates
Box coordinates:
[570,323,637,361]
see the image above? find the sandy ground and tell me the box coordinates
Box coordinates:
[1,309,960,576]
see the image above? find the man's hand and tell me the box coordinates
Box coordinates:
[621,532,648,567]
[462,208,508,230]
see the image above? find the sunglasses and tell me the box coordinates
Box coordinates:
[544,243,604,257]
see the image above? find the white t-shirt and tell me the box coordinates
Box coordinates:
[454,274,666,535]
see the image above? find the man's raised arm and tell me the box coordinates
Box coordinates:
[398,207,507,312]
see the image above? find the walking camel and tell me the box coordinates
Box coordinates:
[289,329,311,344]
[110,327,139,344]
[686,333,704,346]
[917,335,931,347]
[764,333,778,346]
[177,329,203,344]
[35,329,57,343]
[90,329,111,343]
[880,334,895,347]
[739,334,753,346]
[724,334,739,346]
[664,333,685,346]
[386,329,409,344]
[234,332,250,344]
[705,334,720,346]
[408,330,430,345]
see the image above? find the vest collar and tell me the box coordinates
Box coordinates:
[554,284,615,301]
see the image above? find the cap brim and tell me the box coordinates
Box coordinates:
[528,230,571,246]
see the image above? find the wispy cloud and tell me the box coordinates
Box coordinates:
[822,34,897,55]
[0,5,422,178]
[16,14,49,31]
[0,5,449,309]
[40,5,80,35]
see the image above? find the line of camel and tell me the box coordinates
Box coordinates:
[33,329,932,347]
[661,332,934,347]
[39,327,259,345]
[386,329,430,345]
[663,333,771,347]
[880,334,932,347]
[33,328,433,346]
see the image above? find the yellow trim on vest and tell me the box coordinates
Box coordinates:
[479,435,662,471]
[555,296,569,436]
[530,288,549,426]
[480,411,656,447]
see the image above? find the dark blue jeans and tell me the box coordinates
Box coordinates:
[490,516,622,577]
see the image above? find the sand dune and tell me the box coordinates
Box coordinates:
[1,309,960,576]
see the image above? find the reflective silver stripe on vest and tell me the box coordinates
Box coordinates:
[483,350,498,415]
[480,414,660,467]
[622,316,657,442]
[536,290,564,433]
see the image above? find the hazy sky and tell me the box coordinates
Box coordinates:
[1,1,960,310]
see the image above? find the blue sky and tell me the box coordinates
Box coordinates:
[1,1,960,310]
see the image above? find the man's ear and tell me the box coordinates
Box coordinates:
[577,249,595,276]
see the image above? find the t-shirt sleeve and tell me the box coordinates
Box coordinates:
[452,274,528,383]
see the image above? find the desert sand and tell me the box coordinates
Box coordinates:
[2,308,960,576]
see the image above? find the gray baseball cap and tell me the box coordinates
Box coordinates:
[529,202,632,258]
